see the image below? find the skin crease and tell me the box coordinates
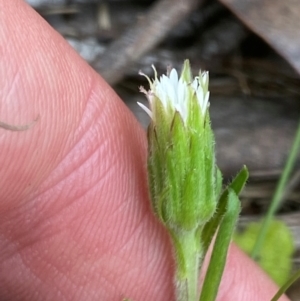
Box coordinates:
[0,1,290,300]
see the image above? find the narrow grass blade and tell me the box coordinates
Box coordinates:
[271,269,300,301]
[199,189,241,301]
[251,119,300,260]
[202,166,248,254]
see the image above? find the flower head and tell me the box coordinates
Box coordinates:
[139,60,219,232]
[138,60,210,123]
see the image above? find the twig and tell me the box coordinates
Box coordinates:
[94,0,200,85]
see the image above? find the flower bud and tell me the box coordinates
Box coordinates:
[139,60,219,232]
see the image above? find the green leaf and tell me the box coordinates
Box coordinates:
[199,189,241,301]
[201,166,248,254]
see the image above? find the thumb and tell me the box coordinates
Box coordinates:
[0,1,174,300]
[0,1,292,301]
[1,0,124,211]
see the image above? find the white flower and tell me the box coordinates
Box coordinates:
[138,63,210,123]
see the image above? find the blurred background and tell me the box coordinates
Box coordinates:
[26,0,300,299]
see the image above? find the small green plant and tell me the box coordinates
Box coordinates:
[135,60,300,301]
[234,219,294,286]
[245,117,300,300]
[251,118,300,262]
[138,60,248,301]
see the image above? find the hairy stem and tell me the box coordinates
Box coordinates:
[171,229,202,301]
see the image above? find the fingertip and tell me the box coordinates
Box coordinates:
[0,0,146,212]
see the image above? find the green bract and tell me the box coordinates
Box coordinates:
[138,60,219,232]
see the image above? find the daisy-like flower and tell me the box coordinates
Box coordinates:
[138,60,210,123]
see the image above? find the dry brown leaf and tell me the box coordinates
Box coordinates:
[218,0,300,75]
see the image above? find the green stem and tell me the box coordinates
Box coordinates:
[171,229,202,301]
[270,269,300,301]
[251,118,300,260]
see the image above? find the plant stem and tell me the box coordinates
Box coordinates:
[251,118,300,260]
[271,269,300,301]
[171,229,201,301]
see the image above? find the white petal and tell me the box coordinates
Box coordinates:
[155,82,168,107]
[137,102,153,119]
[196,88,204,108]
[176,102,187,121]
[167,81,177,104]
[160,74,177,104]
[169,68,179,88]
[192,77,198,91]
[177,79,186,106]
[202,72,209,86]
[202,92,210,114]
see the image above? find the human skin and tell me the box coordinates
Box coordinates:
[0,1,290,300]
